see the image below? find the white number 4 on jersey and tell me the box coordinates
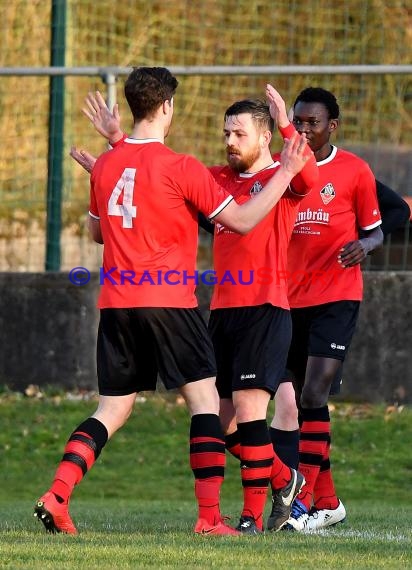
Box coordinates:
[108,168,137,228]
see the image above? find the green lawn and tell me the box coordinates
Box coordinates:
[0,390,411,568]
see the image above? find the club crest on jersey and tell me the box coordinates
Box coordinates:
[250,181,263,196]
[320,183,336,204]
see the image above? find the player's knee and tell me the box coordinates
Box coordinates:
[179,378,220,416]
[274,384,298,422]
[300,385,328,408]
[276,399,298,423]
[92,404,133,437]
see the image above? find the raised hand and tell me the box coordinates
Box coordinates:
[70,146,97,174]
[265,84,290,128]
[82,91,124,143]
[280,132,309,176]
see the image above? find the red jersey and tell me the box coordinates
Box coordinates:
[287,146,382,308]
[89,138,233,309]
[209,163,305,310]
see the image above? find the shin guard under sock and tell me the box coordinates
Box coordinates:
[238,420,274,530]
[190,414,225,525]
[296,406,330,510]
[270,427,300,470]
[50,417,108,502]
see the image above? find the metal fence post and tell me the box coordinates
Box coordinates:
[45,0,66,271]
[102,71,117,113]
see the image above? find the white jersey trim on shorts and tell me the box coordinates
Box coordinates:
[89,211,100,220]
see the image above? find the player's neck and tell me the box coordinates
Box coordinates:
[314,142,334,162]
[129,121,165,143]
[243,151,275,174]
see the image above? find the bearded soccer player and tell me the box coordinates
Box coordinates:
[206,92,319,534]
[69,85,318,533]
[34,67,310,536]
[265,87,384,532]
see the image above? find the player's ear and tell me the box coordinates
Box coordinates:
[329,118,339,133]
[163,98,173,115]
[261,129,272,148]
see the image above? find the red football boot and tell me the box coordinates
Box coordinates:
[194,517,241,536]
[34,491,78,535]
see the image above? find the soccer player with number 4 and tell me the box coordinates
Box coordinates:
[34,67,310,536]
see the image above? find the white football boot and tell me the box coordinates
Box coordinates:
[306,499,346,531]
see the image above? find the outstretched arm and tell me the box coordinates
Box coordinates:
[70,146,97,174]
[70,91,127,174]
[266,83,290,130]
[266,84,319,193]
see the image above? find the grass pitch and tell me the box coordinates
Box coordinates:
[0,390,411,568]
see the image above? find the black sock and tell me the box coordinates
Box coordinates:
[270,427,300,470]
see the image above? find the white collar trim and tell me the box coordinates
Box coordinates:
[239,161,280,178]
[317,145,338,165]
[124,137,162,144]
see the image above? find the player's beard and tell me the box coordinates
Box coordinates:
[226,144,261,173]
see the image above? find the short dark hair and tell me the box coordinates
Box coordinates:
[224,99,274,133]
[124,67,178,121]
[293,87,340,120]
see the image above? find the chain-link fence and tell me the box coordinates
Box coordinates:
[0,0,411,270]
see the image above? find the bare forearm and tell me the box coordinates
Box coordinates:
[338,226,383,267]
[278,123,318,192]
[215,166,294,234]
[88,216,103,244]
[360,226,384,254]
[109,131,126,145]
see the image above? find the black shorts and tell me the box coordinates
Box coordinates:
[97,307,216,396]
[286,300,360,386]
[208,304,292,398]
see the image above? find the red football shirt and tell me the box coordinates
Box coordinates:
[209,163,305,310]
[89,138,233,308]
[287,146,382,307]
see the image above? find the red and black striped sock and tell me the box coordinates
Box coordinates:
[314,437,339,510]
[296,406,330,510]
[225,430,241,460]
[190,414,225,526]
[50,417,108,503]
[238,420,274,530]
